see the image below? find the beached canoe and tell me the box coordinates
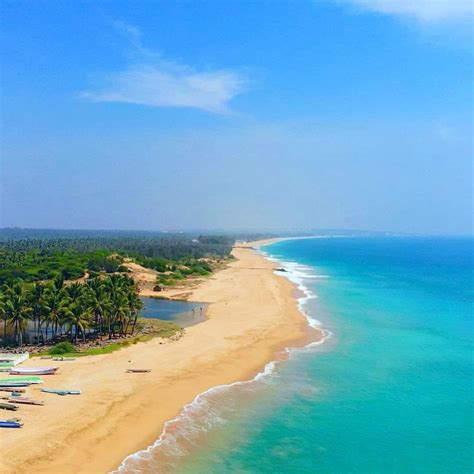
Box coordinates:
[9,367,58,376]
[0,382,31,388]
[0,376,43,384]
[5,397,44,406]
[41,388,81,396]
[0,419,23,428]
[0,387,26,393]
[126,369,152,373]
[0,402,18,411]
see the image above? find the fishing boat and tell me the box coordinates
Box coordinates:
[0,402,18,411]
[126,369,152,373]
[0,387,26,393]
[9,367,58,376]
[0,382,31,388]
[41,388,81,396]
[0,353,29,366]
[1,376,43,384]
[0,420,23,428]
[3,397,44,406]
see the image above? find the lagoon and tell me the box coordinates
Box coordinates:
[140,297,206,327]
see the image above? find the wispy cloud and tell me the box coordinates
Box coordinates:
[334,0,473,23]
[81,21,247,114]
[82,63,246,114]
[112,19,143,49]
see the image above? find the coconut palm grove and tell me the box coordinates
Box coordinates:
[0,229,234,349]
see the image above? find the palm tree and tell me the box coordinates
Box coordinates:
[53,276,65,292]
[63,300,91,343]
[44,284,70,341]
[84,278,111,338]
[127,292,143,335]
[1,281,17,346]
[107,292,129,338]
[65,282,83,300]
[0,294,6,347]
[4,285,31,346]
[103,275,126,338]
[27,282,47,343]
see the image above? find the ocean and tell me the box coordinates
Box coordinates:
[118,236,473,473]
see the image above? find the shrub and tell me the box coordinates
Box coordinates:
[49,342,76,355]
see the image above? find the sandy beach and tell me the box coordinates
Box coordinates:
[0,241,322,474]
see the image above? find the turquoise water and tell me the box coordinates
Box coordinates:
[120,237,473,473]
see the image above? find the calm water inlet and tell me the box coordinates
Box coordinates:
[140,297,207,327]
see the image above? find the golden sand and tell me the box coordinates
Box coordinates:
[0,241,321,473]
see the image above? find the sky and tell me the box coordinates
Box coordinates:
[1,0,472,234]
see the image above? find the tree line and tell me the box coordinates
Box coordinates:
[0,235,234,260]
[0,235,233,285]
[0,249,129,284]
[0,274,143,347]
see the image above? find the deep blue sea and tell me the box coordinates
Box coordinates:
[119,237,473,474]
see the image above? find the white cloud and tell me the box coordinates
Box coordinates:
[82,63,246,114]
[81,21,247,114]
[335,0,473,22]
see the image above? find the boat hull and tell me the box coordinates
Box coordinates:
[0,421,23,428]
[9,367,58,376]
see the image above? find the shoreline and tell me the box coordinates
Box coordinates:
[0,240,323,474]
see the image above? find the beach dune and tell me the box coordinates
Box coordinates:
[0,243,320,473]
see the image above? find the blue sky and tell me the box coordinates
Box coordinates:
[1,0,472,234]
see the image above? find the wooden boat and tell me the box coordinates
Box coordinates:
[0,382,30,388]
[0,402,18,411]
[1,376,43,384]
[41,388,81,396]
[0,420,23,428]
[0,387,25,393]
[9,367,58,376]
[52,357,76,361]
[126,369,152,373]
[3,397,44,406]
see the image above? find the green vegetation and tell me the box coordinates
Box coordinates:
[32,319,180,357]
[0,249,128,284]
[135,256,215,287]
[49,341,76,354]
[0,230,234,348]
[0,232,233,285]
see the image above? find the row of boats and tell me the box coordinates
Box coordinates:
[0,366,81,428]
[1,363,151,428]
